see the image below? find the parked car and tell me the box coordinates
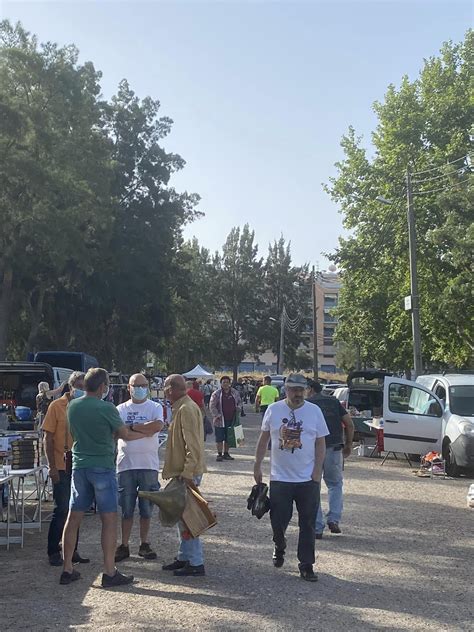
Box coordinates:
[53,367,73,390]
[383,374,474,476]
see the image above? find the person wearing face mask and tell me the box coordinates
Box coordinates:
[253,373,328,582]
[114,374,164,563]
[43,371,89,567]
[61,368,148,588]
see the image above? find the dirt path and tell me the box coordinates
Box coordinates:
[1,408,473,631]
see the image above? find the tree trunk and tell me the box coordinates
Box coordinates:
[24,286,46,357]
[0,266,13,360]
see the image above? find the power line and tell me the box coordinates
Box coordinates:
[411,166,468,184]
[411,155,468,177]
[414,179,470,196]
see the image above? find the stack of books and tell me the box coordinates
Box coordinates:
[10,438,40,470]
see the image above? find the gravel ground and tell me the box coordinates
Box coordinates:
[1,407,473,631]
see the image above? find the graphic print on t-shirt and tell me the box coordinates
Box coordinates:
[279,409,303,452]
[124,410,150,424]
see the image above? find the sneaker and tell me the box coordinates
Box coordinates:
[138,543,157,560]
[49,552,63,567]
[114,544,130,562]
[216,454,223,462]
[315,533,323,540]
[222,453,234,461]
[328,522,341,534]
[299,565,318,582]
[162,559,187,571]
[272,548,285,568]
[59,569,81,585]
[101,570,134,588]
[72,551,90,564]
[173,563,205,577]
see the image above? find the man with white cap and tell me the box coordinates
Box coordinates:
[254,373,328,582]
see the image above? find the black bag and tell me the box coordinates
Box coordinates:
[203,415,214,436]
[246,483,270,519]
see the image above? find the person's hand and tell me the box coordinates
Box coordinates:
[343,445,352,459]
[253,463,263,485]
[49,467,60,484]
[311,471,321,483]
[180,476,194,487]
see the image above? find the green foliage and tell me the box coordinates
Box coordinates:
[326,31,473,371]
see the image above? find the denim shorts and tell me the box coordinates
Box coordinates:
[117,469,160,519]
[70,467,118,514]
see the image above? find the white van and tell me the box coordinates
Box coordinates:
[382,374,474,476]
[53,367,74,391]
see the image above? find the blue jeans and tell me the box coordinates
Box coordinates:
[316,446,344,533]
[70,467,118,514]
[177,476,204,566]
[117,469,160,519]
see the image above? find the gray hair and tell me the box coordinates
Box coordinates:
[68,371,85,388]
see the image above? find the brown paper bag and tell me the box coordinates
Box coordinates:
[182,486,217,538]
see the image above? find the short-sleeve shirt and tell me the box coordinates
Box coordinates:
[262,400,329,482]
[257,385,280,406]
[67,396,124,470]
[116,399,164,472]
[42,394,73,470]
[187,388,204,409]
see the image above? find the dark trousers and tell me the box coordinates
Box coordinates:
[269,480,320,567]
[47,470,79,556]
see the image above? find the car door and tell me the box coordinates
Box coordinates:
[383,377,443,455]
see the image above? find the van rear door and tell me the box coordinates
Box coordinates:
[383,377,443,455]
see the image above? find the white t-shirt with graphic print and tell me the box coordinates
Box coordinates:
[116,399,163,473]
[262,400,329,483]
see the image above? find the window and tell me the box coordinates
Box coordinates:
[389,383,442,417]
[324,295,338,308]
[449,386,474,416]
[323,338,334,347]
[323,310,336,323]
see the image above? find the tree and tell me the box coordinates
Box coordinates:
[326,31,473,371]
[0,20,114,359]
[209,225,264,380]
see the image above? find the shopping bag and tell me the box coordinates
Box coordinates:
[227,422,244,448]
[182,484,217,538]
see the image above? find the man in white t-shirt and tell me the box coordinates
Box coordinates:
[254,373,328,582]
[115,374,164,563]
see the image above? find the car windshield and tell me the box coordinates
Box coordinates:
[449,385,474,417]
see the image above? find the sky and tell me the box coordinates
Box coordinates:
[1,0,471,267]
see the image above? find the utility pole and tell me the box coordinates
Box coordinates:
[312,266,319,380]
[406,168,423,378]
[278,307,285,374]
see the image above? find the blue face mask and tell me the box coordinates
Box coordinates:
[73,389,85,399]
[131,386,148,400]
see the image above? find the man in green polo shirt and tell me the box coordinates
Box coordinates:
[61,368,147,588]
[256,376,280,415]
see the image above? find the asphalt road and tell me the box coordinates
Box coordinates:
[1,407,473,631]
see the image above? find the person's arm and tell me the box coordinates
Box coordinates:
[46,382,66,399]
[43,431,60,484]
[180,410,203,482]
[253,430,270,484]
[312,437,326,482]
[116,424,147,441]
[341,413,354,458]
[131,419,164,436]
[209,391,221,424]
[255,388,262,410]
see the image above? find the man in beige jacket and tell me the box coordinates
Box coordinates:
[161,374,207,577]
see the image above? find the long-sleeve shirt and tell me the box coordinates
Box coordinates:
[162,394,207,480]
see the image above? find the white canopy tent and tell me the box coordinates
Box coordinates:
[182,364,214,379]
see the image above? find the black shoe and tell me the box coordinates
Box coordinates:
[115,544,130,562]
[59,569,81,585]
[72,551,90,564]
[173,563,205,577]
[328,521,341,534]
[49,552,63,567]
[138,543,157,560]
[299,565,318,582]
[241,413,246,417]
[272,548,285,568]
[222,453,234,460]
[162,559,187,571]
[101,570,134,588]
[315,533,323,540]
[216,454,223,462]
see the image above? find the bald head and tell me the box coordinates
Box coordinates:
[128,373,149,403]
[129,373,148,387]
[164,374,187,403]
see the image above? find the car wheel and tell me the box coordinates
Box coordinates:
[444,441,461,477]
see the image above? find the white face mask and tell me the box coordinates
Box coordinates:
[131,385,148,400]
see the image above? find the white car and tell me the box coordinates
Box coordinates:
[382,374,474,476]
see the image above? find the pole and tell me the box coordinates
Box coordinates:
[406,168,423,378]
[312,266,318,380]
[279,307,285,374]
